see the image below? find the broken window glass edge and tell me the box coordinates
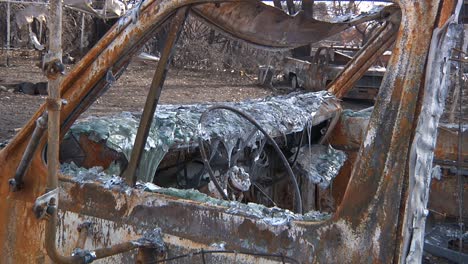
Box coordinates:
[59,161,331,224]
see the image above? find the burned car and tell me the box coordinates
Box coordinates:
[0,0,466,263]
[259,46,388,101]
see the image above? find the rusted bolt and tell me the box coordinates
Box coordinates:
[43,59,65,80]
[8,178,23,192]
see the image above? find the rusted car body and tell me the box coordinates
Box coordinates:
[0,0,465,263]
[283,56,384,99]
[279,47,386,100]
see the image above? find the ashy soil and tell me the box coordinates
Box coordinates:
[0,52,273,142]
[2,52,463,145]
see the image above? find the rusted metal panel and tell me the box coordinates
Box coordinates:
[280,46,386,99]
[329,1,442,263]
[0,0,461,263]
[331,151,357,207]
[434,125,468,167]
[327,18,399,99]
[56,210,286,263]
[329,113,468,218]
[329,113,468,168]
[58,179,314,262]
[429,173,468,219]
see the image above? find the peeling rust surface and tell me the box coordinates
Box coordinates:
[325,0,443,262]
[192,2,396,49]
[0,0,461,263]
[58,179,318,263]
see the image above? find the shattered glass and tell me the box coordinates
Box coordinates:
[66,91,336,182]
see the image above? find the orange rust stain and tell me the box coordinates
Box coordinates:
[438,0,456,27]
[78,136,123,170]
[0,198,47,263]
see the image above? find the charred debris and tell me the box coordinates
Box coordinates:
[0,0,467,263]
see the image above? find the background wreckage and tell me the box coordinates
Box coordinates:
[0,0,467,263]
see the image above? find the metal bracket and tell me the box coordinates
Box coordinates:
[8,113,48,192]
[33,188,58,219]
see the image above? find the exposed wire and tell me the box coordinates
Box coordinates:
[198,105,302,214]
[198,137,230,200]
[146,249,300,264]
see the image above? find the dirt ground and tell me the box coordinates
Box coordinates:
[2,51,464,146]
[0,52,274,142]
